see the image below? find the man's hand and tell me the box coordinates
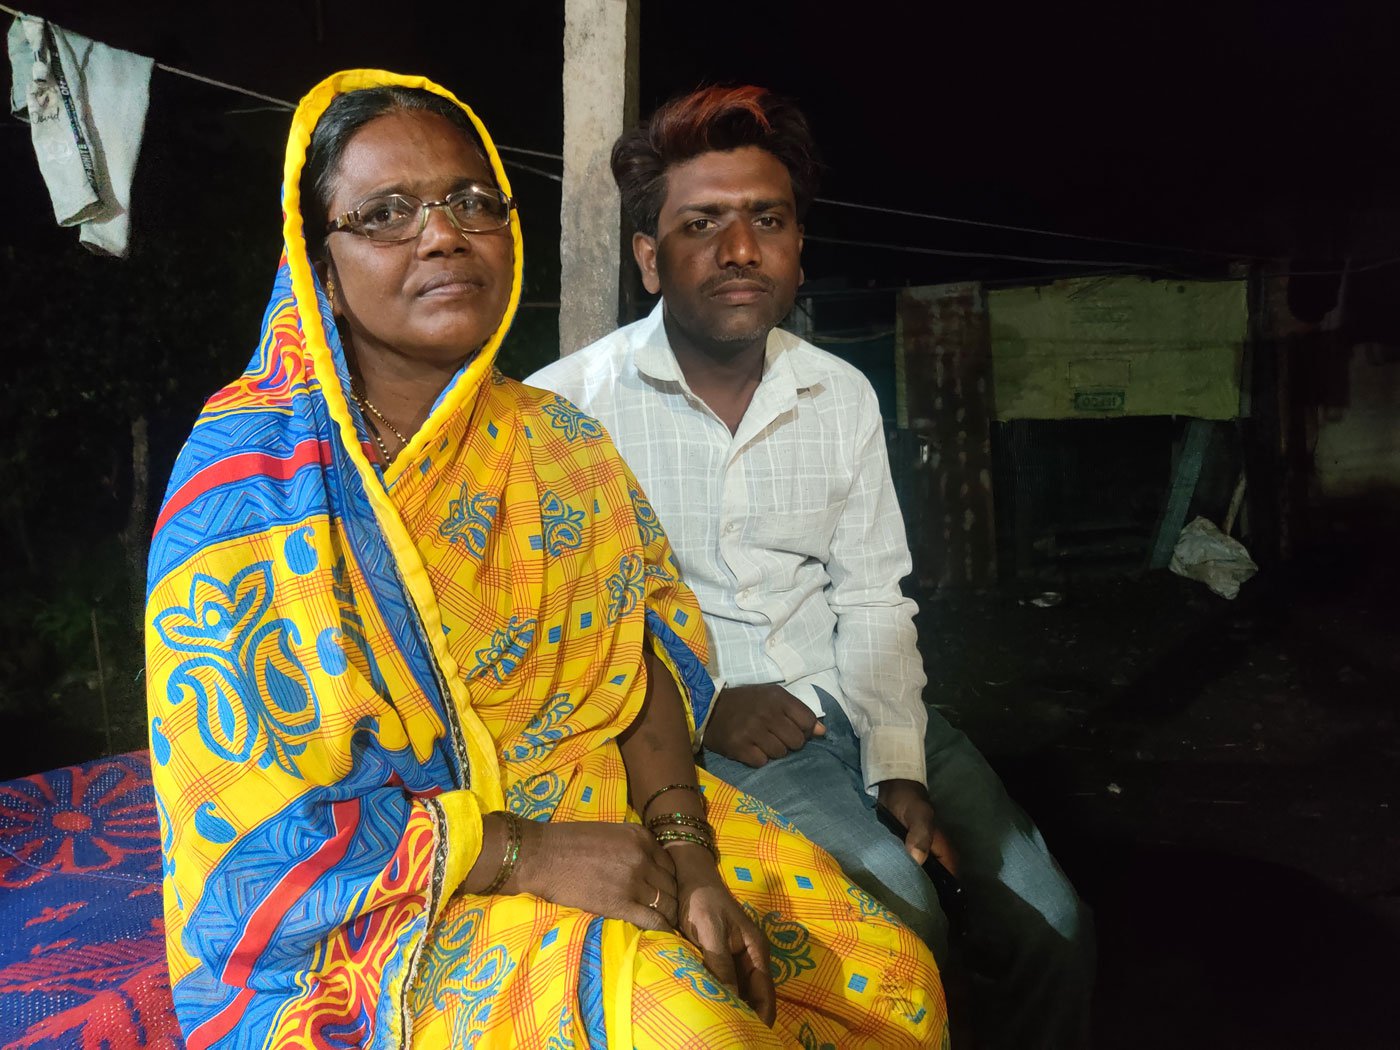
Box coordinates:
[877,779,959,875]
[703,684,825,768]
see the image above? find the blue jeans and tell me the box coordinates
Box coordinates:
[702,691,1094,1049]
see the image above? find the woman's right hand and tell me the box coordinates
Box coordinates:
[510,819,680,931]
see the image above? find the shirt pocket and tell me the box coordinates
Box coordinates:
[746,497,848,565]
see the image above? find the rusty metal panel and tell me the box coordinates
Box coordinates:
[896,283,997,588]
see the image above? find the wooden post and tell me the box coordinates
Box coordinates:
[559,0,639,355]
[896,284,998,589]
[1149,418,1214,569]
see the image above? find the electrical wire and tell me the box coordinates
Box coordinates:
[507,161,563,183]
[498,145,564,161]
[811,329,897,344]
[1268,255,1400,276]
[805,234,1400,279]
[814,196,1261,261]
[804,234,1147,269]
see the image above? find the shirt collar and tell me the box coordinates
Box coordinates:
[634,301,684,383]
[633,299,821,393]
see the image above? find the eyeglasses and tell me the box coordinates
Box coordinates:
[326,183,514,243]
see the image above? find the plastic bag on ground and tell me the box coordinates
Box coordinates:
[1169,516,1259,599]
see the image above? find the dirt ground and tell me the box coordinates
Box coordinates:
[916,530,1400,1047]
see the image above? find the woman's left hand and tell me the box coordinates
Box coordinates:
[667,843,777,1026]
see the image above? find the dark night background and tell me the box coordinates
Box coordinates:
[3,2,1399,1045]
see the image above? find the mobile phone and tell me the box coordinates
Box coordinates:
[876,804,968,940]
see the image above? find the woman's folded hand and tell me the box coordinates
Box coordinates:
[667,842,778,1026]
[511,819,680,930]
[503,821,776,1025]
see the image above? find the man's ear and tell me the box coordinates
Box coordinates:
[632,231,661,295]
[797,225,805,287]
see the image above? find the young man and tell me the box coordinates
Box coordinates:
[528,86,1093,1048]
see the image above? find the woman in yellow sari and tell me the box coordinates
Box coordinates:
[146,69,945,1049]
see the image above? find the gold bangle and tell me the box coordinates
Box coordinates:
[659,838,719,863]
[654,828,718,861]
[641,782,704,818]
[483,811,522,895]
[647,812,712,834]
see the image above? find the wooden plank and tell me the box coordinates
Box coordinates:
[1149,418,1214,568]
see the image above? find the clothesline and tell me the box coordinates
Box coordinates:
[2,2,289,108]
[8,3,1391,274]
[152,61,290,109]
[0,2,554,165]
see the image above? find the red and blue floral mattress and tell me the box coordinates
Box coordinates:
[0,752,182,1048]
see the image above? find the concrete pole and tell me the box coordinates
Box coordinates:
[559,0,639,355]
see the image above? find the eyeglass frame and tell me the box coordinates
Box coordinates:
[325,183,515,243]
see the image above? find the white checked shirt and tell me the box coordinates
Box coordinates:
[527,303,928,790]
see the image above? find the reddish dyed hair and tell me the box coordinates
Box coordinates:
[611,85,820,236]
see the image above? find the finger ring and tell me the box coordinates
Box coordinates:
[649,887,662,909]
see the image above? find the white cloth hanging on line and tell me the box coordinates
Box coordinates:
[7,13,153,256]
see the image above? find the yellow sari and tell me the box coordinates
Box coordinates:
[146,69,945,1049]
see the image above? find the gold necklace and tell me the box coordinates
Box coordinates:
[352,388,409,464]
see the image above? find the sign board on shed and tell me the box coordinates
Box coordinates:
[989,276,1246,420]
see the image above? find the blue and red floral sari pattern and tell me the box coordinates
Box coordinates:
[0,751,182,1048]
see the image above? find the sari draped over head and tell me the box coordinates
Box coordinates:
[147,69,945,1050]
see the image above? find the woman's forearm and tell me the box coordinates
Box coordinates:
[618,648,707,825]
[459,811,514,893]
[461,647,709,902]
[461,648,696,898]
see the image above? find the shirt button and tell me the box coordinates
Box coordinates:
[738,588,750,601]
[724,521,738,534]
[765,638,776,650]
